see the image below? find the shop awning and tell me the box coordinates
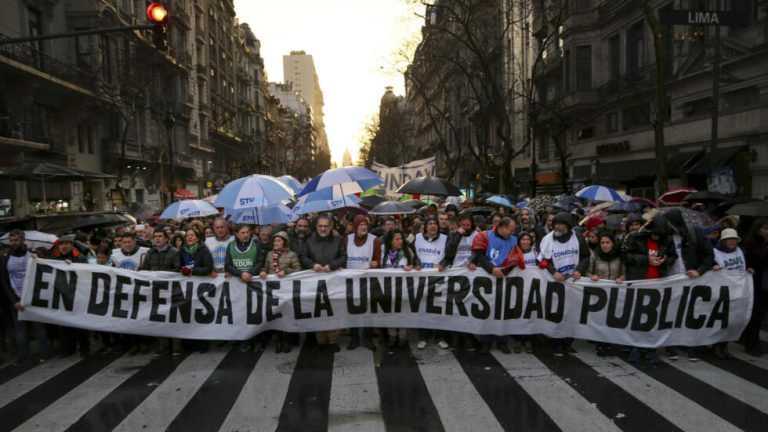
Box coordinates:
[685,146,746,174]
[163,187,197,199]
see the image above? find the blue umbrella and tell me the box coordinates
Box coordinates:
[160,200,219,219]
[486,195,514,208]
[277,175,304,194]
[227,204,294,225]
[291,189,362,216]
[214,175,294,210]
[575,185,626,202]
[516,201,529,208]
[298,167,382,198]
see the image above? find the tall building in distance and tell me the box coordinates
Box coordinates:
[283,50,330,171]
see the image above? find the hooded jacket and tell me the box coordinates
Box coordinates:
[664,208,715,275]
[621,215,678,281]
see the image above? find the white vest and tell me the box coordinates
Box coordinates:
[671,234,686,275]
[346,233,375,269]
[206,236,234,272]
[111,247,149,271]
[522,248,539,268]
[452,231,477,267]
[415,233,447,268]
[541,232,580,276]
[7,252,31,297]
[714,248,746,271]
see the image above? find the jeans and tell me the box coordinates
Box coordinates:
[11,307,49,358]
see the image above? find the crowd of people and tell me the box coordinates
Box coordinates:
[0,200,765,366]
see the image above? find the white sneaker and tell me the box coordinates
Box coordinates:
[417,340,428,350]
[437,340,450,349]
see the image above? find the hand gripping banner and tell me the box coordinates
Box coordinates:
[20,259,753,348]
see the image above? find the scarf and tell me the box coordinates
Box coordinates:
[596,243,620,262]
[387,248,402,268]
[182,243,199,254]
[272,247,289,272]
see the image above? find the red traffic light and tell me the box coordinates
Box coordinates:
[146,2,168,24]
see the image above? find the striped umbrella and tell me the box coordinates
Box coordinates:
[575,185,626,202]
[214,175,294,210]
[298,167,382,198]
[159,200,219,219]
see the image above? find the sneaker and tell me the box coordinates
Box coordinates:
[497,343,511,354]
[686,348,699,362]
[554,346,564,357]
[647,351,662,365]
[416,340,428,350]
[666,348,679,360]
[437,340,450,350]
[628,348,640,363]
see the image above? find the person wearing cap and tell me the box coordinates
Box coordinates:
[711,228,754,359]
[50,233,90,357]
[414,216,451,350]
[257,231,300,353]
[1,229,50,364]
[538,212,590,357]
[344,215,381,350]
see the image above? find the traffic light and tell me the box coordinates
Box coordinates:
[146,2,169,50]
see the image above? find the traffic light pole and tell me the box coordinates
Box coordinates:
[0,25,154,46]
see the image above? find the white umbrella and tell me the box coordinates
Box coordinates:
[159,200,219,219]
[0,230,58,250]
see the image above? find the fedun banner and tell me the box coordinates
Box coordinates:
[371,156,436,196]
[20,259,753,348]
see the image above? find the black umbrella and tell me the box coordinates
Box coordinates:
[606,201,642,213]
[127,202,157,221]
[395,177,462,197]
[369,200,416,216]
[359,195,387,209]
[402,199,426,208]
[604,214,624,230]
[727,201,768,217]
[553,195,582,211]
[714,196,760,216]
[683,191,727,203]
[460,206,496,216]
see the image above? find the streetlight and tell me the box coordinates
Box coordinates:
[164,110,176,203]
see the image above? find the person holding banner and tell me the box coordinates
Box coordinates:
[712,228,753,359]
[110,232,148,271]
[444,214,479,351]
[381,229,420,348]
[227,223,266,352]
[260,231,301,353]
[141,228,177,272]
[513,231,539,354]
[538,212,590,356]
[300,215,347,352]
[205,217,234,274]
[740,218,767,357]
[175,226,215,353]
[585,229,626,357]
[1,229,50,364]
[471,217,524,354]
[50,234,91,357]
[622,214,678,364]
[414,217,450,350]
[345,215,381,350]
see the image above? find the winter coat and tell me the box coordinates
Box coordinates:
[264,250,302,275]
[174,244,214,275]
[299,232,347,270]
[224,240,265,276]
[141,245,178,271]
[621,230,678,281]
[586,249,625,281]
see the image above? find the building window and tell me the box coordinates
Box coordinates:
[626,21,645,78]
[537,131,549,161]
[608,34,620,81]
[575,45,592,90]
[622,105,647,130]
[563,49,570,92]
[606,112,618,134]
[577,127,594,140]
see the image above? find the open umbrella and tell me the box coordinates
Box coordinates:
[291,189,363,216]
[575,185,626,202]
[214,175,294,210]
[401,199,426,209]
[516,201,529,208]
[683,191,727,203]
[485,195,514,208]
[369,200,417,216]
[606,201,643,213]
[644,207,719,232]
[227,204,294,225]
[658,187,697,206]
[359,195,387,209]
[714,196,760,216]
[0,230,58,250]
[160,200,219,219]
[127,202,157,221]
[299,167,382,198]
[277,175,304,195]
[727,201,768,217]
[396,177,462,197]
[553,195,582,211]
[460,206,496,216]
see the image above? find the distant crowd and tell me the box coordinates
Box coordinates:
[1,201,766,366]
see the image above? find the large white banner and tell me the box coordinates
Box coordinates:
[20,259,753,348]
[371,156,437,196]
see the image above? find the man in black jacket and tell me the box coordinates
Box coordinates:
[50,234,90,357]
[141,230,178,271]
[1,230,50,363]
[300,215,346,352]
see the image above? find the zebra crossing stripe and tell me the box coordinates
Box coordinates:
[574,347,741,432]
[452,348,560,431]
[533,346,682,431]
[14,354,154,432]
[0,356,80,409]
[729,344,768,371]
[276,342,336,431]
[327,339,386,432]
[0,355,117,431]
[166,349,263,432]
[376,340,444,432]
[66,353,191,432]
[414,346,505,432]
[663,355,768,414]
[491,349,621,432]
[700,350,768,389]
[111,348,230,432]
[218,347,300,432]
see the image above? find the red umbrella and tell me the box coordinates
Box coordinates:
[658,187,697,206]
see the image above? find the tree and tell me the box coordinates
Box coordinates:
[643,0,669,193]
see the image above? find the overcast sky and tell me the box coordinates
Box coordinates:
[234,0,423,166]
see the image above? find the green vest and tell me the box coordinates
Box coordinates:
[228,241,258,272]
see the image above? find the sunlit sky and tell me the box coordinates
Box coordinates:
[234,0,424,167]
